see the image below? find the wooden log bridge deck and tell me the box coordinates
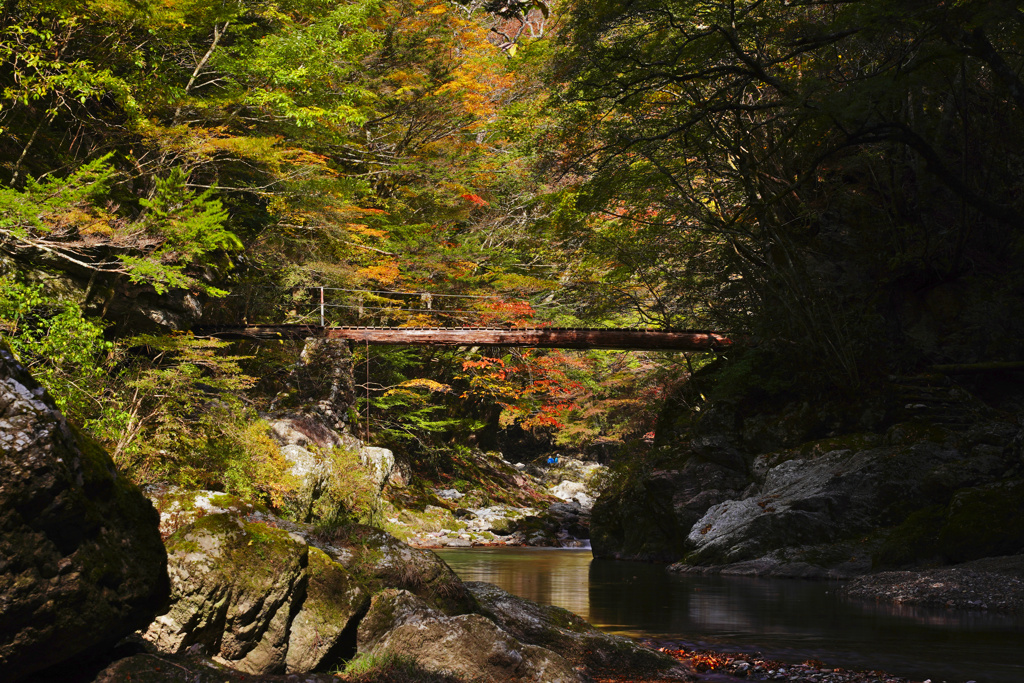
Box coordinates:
[194,325,734,351]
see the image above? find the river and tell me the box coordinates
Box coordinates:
[436,547,1024,683]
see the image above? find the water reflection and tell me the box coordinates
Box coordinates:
[437,547,593,618]
[438,548,1024,683]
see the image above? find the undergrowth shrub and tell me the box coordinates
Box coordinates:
[312,445,386,530]
[1,274,295,506]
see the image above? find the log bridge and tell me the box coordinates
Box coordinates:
[194,325,734,351]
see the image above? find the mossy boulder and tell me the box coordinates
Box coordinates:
[144,511,368,675]
[145,486,266,537]
[466,582,691,679]
[871,480,1024,569]
[357,588,583,683]
[144,513,309,673]
[315,523,473,615]
[0,344,168,682]
[285,547,370,673]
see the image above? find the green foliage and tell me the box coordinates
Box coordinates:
[0,156,238,295]
[93,334,294,502]
[129,168,238,293]
[0,274,112,420]
[0,272,294,505]
[0,155,115,235]
[311,445,386,529]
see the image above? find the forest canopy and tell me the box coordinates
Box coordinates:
[2,0,1024,494]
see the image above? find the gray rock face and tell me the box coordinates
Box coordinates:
[357,588,584,683]
[285,546,368,673]
[592,455,749,561]
[466,582,691,678]
[143,511,369,675]
[0,344,169,682]
[268,405,393,523]
[681,439,962,566]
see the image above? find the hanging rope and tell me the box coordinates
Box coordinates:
[364,339,370,443]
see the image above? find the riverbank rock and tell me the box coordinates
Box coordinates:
[141,499,476,674]
[285,546,369,673]
[142,511,369,674]
[0,343,168,682]
[312,522,473,614]
[678,438,961,567]
[671,423,1024,572]
[592,450,749,561]
[357,588,584,682]
[466,581,693,679]
[92,652,344,682]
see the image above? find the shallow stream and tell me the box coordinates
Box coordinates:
[436,547,1024,683]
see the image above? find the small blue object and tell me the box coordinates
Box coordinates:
[547,455,558,465]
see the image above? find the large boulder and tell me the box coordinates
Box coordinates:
[93,652,343,682]
[143,511,370,674]
[357,588,583,683]
[140,495,475,674]
[466,582,691,679]
[0,343,169,681]
[314,523,473,615]
[677,433,969,568]
[591,450,749,561]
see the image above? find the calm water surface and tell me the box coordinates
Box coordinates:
[437,547,1024,683]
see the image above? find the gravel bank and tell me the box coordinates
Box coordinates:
[840,554,1024,613]
[596,641,922,683]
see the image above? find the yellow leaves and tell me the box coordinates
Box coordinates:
[52,207,115,236]
[384,378,452,401]
[396,378,451,393]
[426,5,448,15]
[345,223,388,239]
[357,262,400,284]
[449,260,478,278]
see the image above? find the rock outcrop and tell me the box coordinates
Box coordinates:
[591,448,749,562]
[357,588,583,683]
[591,374,1024,574]
[264,337,400,524]
[142,508,369,675]
[140,493,474,674]
[0,343,169,681]
[467,581,690,678]
[667,422,1023,574]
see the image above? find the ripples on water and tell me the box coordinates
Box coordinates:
[437,547,1024,683]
